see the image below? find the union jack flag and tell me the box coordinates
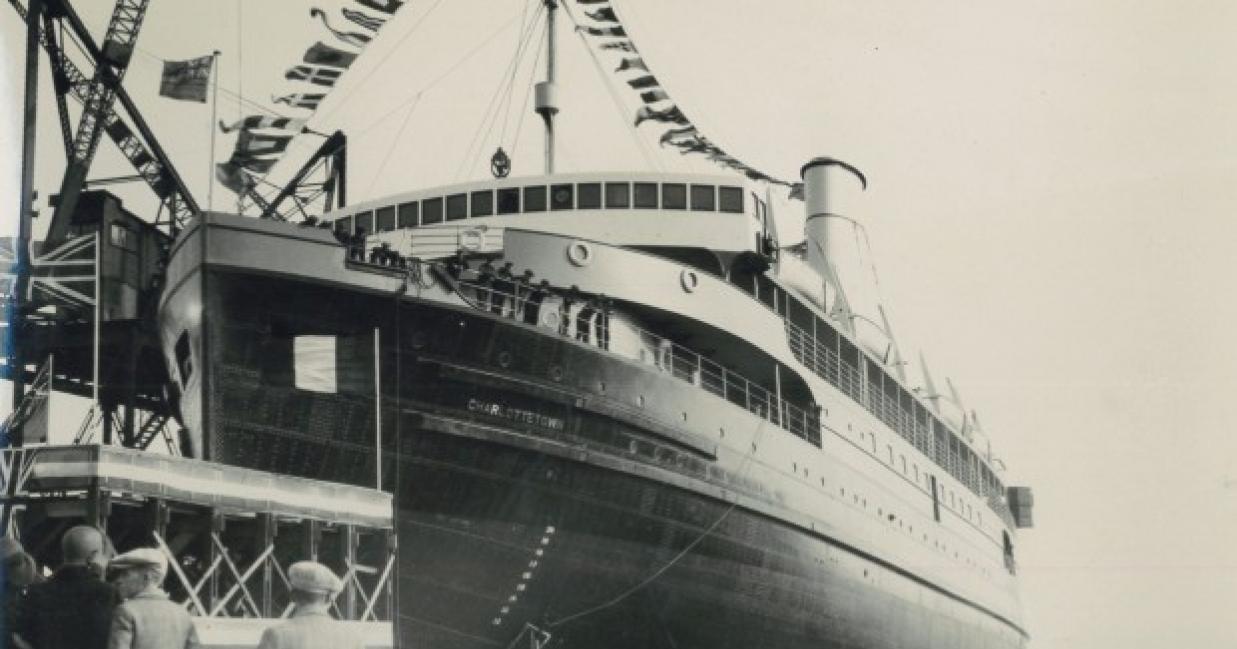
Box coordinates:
[0,234,97,312]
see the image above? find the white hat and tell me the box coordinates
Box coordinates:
[110,548,168,574]
[288,561,343,595]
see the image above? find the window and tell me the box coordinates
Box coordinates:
[397,201,419,228]
[662,183,686,209]
[376,206,396,232]
[446,194,467,220]
[175,332,192,384]
[605,182,630,208]
[497,188,520,214]
[422,197,444,224]
[524,186,547,212]
[577,183,601,209]
[470,190,494,217]
[633,182,658,208]
[335,216,353,233]
[551,184,574,210]
[109,223,136,251]
[719,186,744,213]
[355,211,375,234]
[690,185,715,211]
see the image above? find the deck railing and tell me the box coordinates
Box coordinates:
[447,272,821,446]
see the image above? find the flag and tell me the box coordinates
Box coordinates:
[659,126,697,146]
[599,41,635,52]
[230,154,280,173]
[286,64,344,87]
[273,92,326,110]
[626,75,659,90]
[634,105,687,127]
[579,25,626,37]
[311,8,372,47]
[0,234,97,311]
[586,7,619,23]
[640,89,669,104]
[219,115,307,133]
[342,7,386,31]
[236,130,294,157]
[615,57,648,73]
[159,55,213,103]
[215,161,256,195]
[356,0,403,14]
[303,41,358,68]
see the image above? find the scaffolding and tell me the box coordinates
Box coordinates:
[0,444,395,649]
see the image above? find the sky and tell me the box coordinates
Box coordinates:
[4,1,1237,647]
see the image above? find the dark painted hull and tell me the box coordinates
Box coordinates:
[166,266,1025,649]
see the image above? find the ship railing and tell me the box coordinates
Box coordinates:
[448,274,820,446]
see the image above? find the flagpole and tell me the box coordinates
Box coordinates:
[207,50,221,212]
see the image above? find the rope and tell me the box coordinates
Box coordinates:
[315,0,448,126]
[365,93,423,196]
[454,1,546,182]
[559,0,662,172]
[509,23,546,159]
[547,411,775,628]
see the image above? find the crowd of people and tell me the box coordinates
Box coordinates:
[1,527,362,649]
[447,259,613,348]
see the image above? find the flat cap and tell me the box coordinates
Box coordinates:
[110,547,167,573]
[288,561,343,595]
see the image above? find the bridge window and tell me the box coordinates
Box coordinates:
[551,184,574,210]
[577,183,601,209]
[376,206,396,232]
[497,188,520,214]
[471,190,494,217]
[719,186,744,213]
[605,182,630,208]
[634,182,658,208]
[334,216,353,234]
[398,201,418,228]
[690,185,715,211]
[109,223,136,251]
[422,197,444,224]
[524,186,547,212]
[662,183,687,209]
[446,194,467,221]
[355,211,375,234]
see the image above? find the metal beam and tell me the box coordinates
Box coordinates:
[11,0,43,447]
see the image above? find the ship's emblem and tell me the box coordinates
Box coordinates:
[491,147,512,178]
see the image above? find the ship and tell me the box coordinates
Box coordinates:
[156,2,1035,648]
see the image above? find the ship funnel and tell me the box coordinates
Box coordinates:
[800,157,885,354]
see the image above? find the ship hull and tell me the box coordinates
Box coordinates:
[158,217,1027,648]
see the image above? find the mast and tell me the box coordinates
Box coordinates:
[534,0,559,174]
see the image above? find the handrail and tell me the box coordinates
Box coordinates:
[447,272,820,446]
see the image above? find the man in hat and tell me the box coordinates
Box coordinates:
[256,561,362,649]
[14,526,118,649]
[107,548,198,649]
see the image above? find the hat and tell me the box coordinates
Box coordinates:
[110,548,167,574]
[288,561,343,595]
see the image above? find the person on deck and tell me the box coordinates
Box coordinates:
[256,561,363,649]
[106,548,198,649]
[491,262,515,315]
[559,286,580,336]
[13,526,118,649]
[524,279,550,326]
[576,297,598,344]
[475,261,495,309]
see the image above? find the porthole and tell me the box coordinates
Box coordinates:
[549,365,564,382]
[567,241,593,266]
[497,350,513,368]
[680,269,699,293]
